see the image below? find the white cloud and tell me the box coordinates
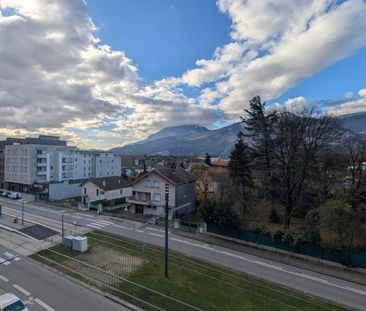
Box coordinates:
[326,87,366,115]
[1,0,366,149]
[178,0,366,118]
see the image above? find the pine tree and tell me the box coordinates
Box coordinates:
[242,96,277,201]
[228,132,253,215]
[204,153,211,166]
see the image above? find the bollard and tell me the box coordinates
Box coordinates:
[0,204,2,216]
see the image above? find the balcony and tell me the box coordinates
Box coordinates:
[127,196,151,205]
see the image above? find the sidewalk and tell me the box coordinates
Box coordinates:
[175,229,366,286]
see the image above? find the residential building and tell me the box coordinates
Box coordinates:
[92,152,121,178]
[4,138,121,193]
[81,176,132,207]
[127,166,196,217]
[0,150,4,189]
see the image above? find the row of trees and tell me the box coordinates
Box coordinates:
[197,96,366,249]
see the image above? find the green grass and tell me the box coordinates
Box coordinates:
[31,231,349,311]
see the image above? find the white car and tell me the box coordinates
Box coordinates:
[0,293,29,311]
[8,193,21,200]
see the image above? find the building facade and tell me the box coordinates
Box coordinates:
[4,139,121,192]
[127,166,196,217]
[81,176,132,207]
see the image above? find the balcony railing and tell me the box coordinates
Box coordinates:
[127,197,152,205]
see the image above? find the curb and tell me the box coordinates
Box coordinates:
[174,229,366,287]
[28,256,143,311]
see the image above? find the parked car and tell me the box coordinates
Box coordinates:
[0,191,7,198]
[8,193,21,200]
[0,293,29,311]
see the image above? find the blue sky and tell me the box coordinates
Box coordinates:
[86,0,366,107]
[1,0,366,149]
[86,0,231,81]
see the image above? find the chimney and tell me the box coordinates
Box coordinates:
[118,179,121,184]
[102,180,106,187]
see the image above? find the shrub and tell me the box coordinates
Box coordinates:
[249,222,267,234]
[271,229,284,241]
[212,200,240,229]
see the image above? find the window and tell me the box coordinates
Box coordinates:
[153,193,161,202]
[144,179,152,188]
[3,299,26,311]
[84,188,86,194]
[153,180,160,188]
[96,189,99,196]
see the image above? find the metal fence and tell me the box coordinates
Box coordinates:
[207,224,366,269]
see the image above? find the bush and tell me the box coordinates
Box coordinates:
[197,199,215,224]
[249,222,267,234]
[271,229,284,241]
[282,229,295,244]
[212,200,240,229]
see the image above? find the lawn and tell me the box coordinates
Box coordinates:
[31,231,349,311]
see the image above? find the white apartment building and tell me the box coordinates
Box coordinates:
[4,144,121,192]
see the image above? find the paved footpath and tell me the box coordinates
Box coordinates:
[0,243,129,311]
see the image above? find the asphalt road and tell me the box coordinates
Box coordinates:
[1,197,366,310]
[0,243,129,311]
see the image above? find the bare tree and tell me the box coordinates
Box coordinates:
[272,108,343,228]
[344,137,366,189]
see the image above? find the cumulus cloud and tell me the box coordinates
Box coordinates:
[1,0,366,149]
[178,0,366,118]
[325,87,366,115]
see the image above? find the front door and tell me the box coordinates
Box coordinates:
[135,204,144,214]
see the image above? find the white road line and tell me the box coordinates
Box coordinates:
[112,224,126,229]
[344,286,366,296]
[4,252,14,258]
[86,224,104,229]
[0,257,5,263]
[72,216,83,219]
[146,227,165,233]
[148,232,164,238]
[75,213,95,218]
[0,274,9,282]
[14,257,21,261]
[89,222,106,228]
[35,298,56,311]
[13,284,31,296]
[136,229,144,233]
[3,261,10,266]
[94,220,114,225]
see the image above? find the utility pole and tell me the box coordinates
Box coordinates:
[164,183,169,278]
[60,210,66,239]
[21,200,25,226]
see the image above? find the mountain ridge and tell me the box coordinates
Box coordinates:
[111,112,366,157]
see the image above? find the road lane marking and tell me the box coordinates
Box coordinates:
[0,274,9,282]
[14,257,21,261]
[86,224,104,229]
[0,257,5,263]
[3,261,10,266]
[75,213,95,218]
[89,222,106,228]
[112,224,126,229]
[344,286,366,296]
[94,220,114,225]
[146,227,165,233]
[4,252,14,258]
[148,232,164,238]
[35,298,56,311]
[72,216,83,219]
[13,284,31,296]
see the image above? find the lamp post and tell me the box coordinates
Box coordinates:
[60,210,66,239]
[21,200,25,226]
[164,183,169,279]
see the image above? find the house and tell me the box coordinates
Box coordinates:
[81,176,132,207]
[127,166,196,217]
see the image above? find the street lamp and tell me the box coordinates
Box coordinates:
[59,210,66,239]
[164,183,169,279]
[21,200,25,226]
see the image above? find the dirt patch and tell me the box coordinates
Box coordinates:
[63,245,146,285]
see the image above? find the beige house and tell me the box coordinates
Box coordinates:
[81,176,132,207]
[127,166,196,216]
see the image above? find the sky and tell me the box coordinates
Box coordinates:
[0,0,365,149]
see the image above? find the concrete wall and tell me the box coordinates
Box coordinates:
[82,181,132,204]
[49,181,82,201]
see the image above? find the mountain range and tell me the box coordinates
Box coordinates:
[111,112,366,157]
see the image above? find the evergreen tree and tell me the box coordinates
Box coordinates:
[204,153,211,166]
[228,132,253,215]
[242,96,277,201]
